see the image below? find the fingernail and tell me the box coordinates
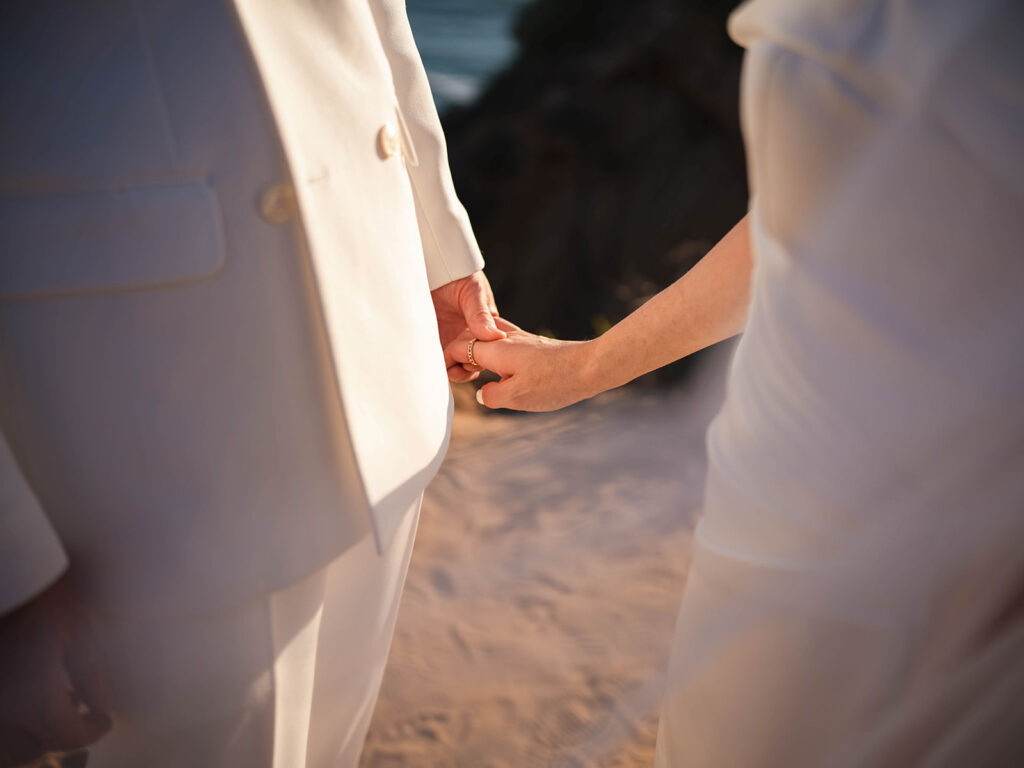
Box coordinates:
[475,390,484,405]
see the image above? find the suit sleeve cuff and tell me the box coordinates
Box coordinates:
[411,185,486,290]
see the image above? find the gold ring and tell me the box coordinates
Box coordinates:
[467,338,479,368]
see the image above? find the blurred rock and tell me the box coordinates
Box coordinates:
[443,0,747,381]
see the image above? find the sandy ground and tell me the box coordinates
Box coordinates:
[360,346,732,768]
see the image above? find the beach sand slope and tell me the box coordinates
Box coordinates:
[361,348,731,768]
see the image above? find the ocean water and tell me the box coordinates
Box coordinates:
[406,0,532,111]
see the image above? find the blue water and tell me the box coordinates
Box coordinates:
[407,0,532,111]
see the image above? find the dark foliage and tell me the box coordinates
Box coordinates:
[443,0,748,381]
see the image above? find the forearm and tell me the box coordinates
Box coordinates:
[583,213,753,395]
[448,214,753,412]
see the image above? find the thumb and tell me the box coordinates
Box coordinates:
[461,285,505,342]
[476,379,516,410]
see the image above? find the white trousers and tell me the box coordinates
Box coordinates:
[85,501,419,768]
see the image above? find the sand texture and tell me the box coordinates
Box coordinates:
[360,350,730,767]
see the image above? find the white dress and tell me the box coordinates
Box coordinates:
[655,0,1024,765]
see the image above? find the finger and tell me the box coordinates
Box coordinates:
[36,706,112,754]
[466,308,504,342]
[64,605,113,716]
[476,379,516,410]
[445,334,479,368]
[447,364,479,384]
[443,336,475,371]
[463,338,508,374]
[443,344,461,371]
[32,666,112,753]
[461,284,505,342]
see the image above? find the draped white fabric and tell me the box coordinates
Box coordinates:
[656,0,1024,764]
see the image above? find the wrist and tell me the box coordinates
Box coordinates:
[572,338,607,401]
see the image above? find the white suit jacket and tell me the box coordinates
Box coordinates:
[0,0,483,615]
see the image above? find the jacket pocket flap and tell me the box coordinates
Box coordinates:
[0,182,225,299]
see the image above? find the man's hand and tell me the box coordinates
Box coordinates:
[431,271,506,383]
[0,576,111,767]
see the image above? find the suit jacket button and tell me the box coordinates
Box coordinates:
[259,183,296,224]
[378,122,400,159]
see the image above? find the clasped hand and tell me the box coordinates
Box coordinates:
[431,271,596,412]
[443,320,597,412]
[437,215,755,413]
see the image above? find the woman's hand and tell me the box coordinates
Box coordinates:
[445,319,600,412]
[446,214,754,412]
